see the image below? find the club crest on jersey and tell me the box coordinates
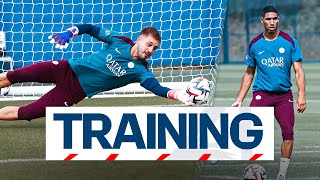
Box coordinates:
[105,54,126,77]
[128,62,134,69]
[279,47,285,53]
[261,56,284,67]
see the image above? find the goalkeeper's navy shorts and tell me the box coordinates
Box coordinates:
[7,60,86,121]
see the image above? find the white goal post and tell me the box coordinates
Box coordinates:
[0,0,227,105]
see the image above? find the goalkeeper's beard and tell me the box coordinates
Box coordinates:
[136,46,149,60]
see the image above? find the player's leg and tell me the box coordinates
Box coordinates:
[16,67,86,121]
[6,60,69,85]
[0,72,12,88]
[0,106,19,120]
[17,84,85,121]
[0,60,86,121]
[249,91,273,106]
[0,87,64,121]
[275,107,294,158]
[274,91,294,180]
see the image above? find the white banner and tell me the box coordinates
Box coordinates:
[46,107,274,161]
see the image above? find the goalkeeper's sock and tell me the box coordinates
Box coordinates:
[277,157,290,179]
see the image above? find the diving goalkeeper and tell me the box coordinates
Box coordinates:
[0,24,194,121]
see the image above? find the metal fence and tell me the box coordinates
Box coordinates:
[221,0,320,63]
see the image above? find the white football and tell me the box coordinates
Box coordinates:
[186,77,213,105]
[243,164,266,180]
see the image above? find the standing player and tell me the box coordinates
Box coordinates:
[0,24,194,121]
[231,6,306,180]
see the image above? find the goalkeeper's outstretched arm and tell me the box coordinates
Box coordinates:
[141,78,194,106]
[49,24,115,49]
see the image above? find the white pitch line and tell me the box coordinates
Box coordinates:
[274,145,320,149]
[200,175,320,180]
[200,175,239,179]
[275,150,320,153]
[0,158,45,163]
[201,161,320,168]
[284,178,320,180]
[214,98,320,103]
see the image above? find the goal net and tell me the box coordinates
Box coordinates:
[0,0,227,105]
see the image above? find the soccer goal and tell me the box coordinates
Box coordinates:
[0,0,227,105]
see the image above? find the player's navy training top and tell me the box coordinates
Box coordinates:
[246,31,303,92]
[68,24,164,98]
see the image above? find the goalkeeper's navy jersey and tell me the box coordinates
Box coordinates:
[245,31,303,92]
[68,28,154,98]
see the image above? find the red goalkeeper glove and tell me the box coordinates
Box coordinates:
[168,89,195,106]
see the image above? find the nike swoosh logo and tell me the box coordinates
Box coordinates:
[115,48,122,55]
[288,99,293,103]
[64,102,69,107]
[258,50,265,55]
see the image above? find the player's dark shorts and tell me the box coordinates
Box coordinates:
[7,60,86,120]
[250,90,294,140]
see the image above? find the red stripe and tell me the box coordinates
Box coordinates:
[157,154,170,160]
[249,154,263,160]
[279,31,295,48]
[113,36,135,46]
[249,33,263,52]
[199,154,211,160]
[64,154,78,160]
[106,154,119,160]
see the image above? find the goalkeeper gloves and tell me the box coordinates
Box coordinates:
[48,26,79,50]
[168,89,195,106]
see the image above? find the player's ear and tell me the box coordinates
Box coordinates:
[139,34,147,39]
[137,35,143,42]
[260,17,264,24]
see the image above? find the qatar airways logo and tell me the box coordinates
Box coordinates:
[106,54,126,77]
[261,57,284,67]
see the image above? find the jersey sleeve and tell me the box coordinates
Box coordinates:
[137,68,155,84]
[76,24,121,44]
[292,38,303,63]
[140,77,171,98]
[245,47,256,67]
[97,27,122,44]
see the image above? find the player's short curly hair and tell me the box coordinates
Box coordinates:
[140,26,161,42]
[262,6,278,17]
